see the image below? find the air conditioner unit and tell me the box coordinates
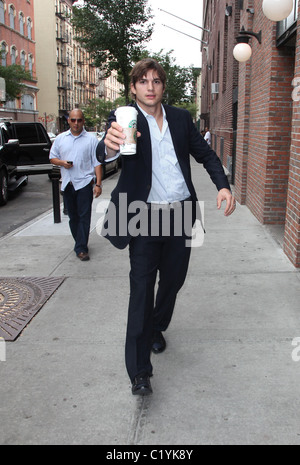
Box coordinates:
[211,83,219,94]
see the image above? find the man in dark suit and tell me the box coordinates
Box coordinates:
[100,59,236,396]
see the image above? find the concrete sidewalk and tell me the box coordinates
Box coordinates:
[0,162,299,445]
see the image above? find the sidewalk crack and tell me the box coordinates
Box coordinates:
[127,396,151,445]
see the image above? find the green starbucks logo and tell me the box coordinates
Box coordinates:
[129,120,137,129]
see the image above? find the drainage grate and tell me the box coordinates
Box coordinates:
[0,277,65,341]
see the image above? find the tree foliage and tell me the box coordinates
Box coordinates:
[82,96,126,130]
[0,65,32,100]
[72,0,153,103]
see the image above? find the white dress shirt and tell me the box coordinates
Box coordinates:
[50,129,100,191]
[138,104,191,203]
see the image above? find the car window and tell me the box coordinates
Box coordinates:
[36,124,48,143]
[14,124,38,144]
[1,127,9,144]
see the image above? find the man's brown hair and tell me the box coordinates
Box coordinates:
[130,58,167,90]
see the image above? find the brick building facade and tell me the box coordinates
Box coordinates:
[201,0,300,268]
[0,0,38,121]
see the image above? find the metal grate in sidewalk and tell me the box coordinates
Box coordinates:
[0,277,65,341]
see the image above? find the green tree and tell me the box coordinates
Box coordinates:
[72,0,153,103]
[0,65,32,101]
[82,96,127,130]
[82,98,114,130]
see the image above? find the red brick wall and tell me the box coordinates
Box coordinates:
[201,0,240,176]
[202,0,300,267]
[235,1,294,227]
[0,0,37,120]
[284,13,300,267]
[0,0,36,76]
[234,4,254,205]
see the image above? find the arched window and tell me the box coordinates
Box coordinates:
[1,42,7,67]
[0,1,5,24]
[28,54,33,77]
[9,4,15,29]
[11,46,17,65]
[27,17,32,40]
[20,50,26,69]
[19,12,24,35]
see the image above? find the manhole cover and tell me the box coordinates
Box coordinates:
[0,277,65,341]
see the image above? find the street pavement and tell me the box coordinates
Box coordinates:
[0,174,54,238]
[0,160,300,446]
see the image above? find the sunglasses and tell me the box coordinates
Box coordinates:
[70,118,83,123]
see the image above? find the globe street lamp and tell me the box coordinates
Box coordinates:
[233,28,262,63]
[233,40,252,62]
[262,0,294,22]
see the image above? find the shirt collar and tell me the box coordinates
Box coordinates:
[137,103,166,121]
[66,128,87,138]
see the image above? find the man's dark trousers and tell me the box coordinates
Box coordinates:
[125,206,192,383]
[64,182,93,255]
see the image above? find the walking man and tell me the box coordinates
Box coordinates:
[99,59,236,395]
[204,127,212,146]
[50,109,102,261]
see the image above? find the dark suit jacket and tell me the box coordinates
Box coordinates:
[97,103,231,249]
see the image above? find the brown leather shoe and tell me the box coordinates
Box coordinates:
[77,252,90,261]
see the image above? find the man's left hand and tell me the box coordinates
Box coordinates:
[217,188,236,216]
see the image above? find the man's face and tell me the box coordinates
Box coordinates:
[68,111,84,136]
[130,69,165,111]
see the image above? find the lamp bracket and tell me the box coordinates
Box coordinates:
[238,26,262,44]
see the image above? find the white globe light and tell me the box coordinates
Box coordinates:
[263,0,293,22]
[233,43,252,62]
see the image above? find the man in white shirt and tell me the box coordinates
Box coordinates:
[102,59,236,395]
[204,127,212,146]
[50,109,102,261]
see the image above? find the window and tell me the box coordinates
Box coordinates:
[9,5,15,29]
[1,127,9,144]
[0,1,5,24]
[28,54,33,77]
[14,124,37,143]
[1,42,7,67]
[11,46,17,65]
[19,12,24,35]
[21,94,34,111]
[36,124,47,143]
[27,18,32,40]
[20,51,26,69]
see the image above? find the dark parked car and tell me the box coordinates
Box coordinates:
[90,130,119,178]
[0,119,55,206]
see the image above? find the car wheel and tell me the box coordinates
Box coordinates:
[0,169,8,206]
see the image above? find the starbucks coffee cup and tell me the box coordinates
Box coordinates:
[115,106,138,155]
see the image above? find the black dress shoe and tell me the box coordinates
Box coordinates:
[152,331,166,354]
[132,374,153,396]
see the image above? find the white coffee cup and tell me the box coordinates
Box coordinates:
[115,106,138,155]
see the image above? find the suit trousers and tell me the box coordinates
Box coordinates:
[64,182,93,255]
[125,204,192,382]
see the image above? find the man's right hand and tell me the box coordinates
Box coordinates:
[104,122,126,153]
[104,122,141,156]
